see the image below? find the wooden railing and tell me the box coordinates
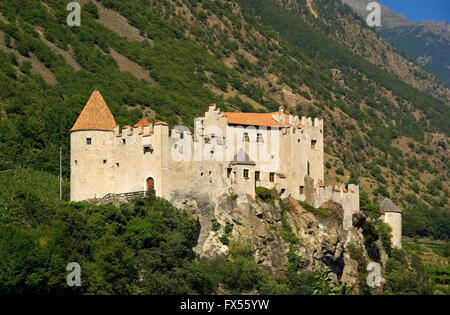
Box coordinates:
[101,190,155,204]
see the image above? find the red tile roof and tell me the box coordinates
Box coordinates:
[222,111,291,127]
[155,121,168,126]
[71,90,117,132]
[134,119,150,128]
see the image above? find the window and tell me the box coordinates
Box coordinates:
[269,172,275,182]
[227,168,232,178]
[122,139,126,145]
[144,145,153,154]
[307,161,310,176]
[243,169,249,179]
[256,133,264,143]
[255,171,260,181]
[103,160,107,164]
[243,132,250,142]
[116,163,120,167]
[299,186,305,194]
[311,140,317,149]
[86,138,92,145]
[74,160,78,165]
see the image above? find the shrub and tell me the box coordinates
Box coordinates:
[376,221,393,251]
[219,234,230,245]
[224,221,234,234]
[211,219,221,232]
[255,187,277,203]
[336,167,344,176]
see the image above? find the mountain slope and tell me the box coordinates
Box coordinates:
[0,0,448,241]
[342,0,450,86]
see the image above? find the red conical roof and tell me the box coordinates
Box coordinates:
[70,90,117,132]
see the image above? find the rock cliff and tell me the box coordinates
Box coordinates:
[170,191,387,292]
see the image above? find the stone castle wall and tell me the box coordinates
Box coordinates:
[71,104,360,229]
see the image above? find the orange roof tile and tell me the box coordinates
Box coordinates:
[155,121,168,126]
[134,119,150,128]
[71,90,117,132]
[222,111,290,127]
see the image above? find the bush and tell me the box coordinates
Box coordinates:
[224,221,234,234]
[336,167,344,176]
[211,219,221,232]
[376,221,393,251]
[255,186,277,203]
[384,249,434,295]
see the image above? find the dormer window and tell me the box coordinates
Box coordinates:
[86,138,92,145]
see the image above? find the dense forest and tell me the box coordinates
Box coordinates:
[0,0,448,294]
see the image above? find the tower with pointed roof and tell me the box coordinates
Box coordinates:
[70,90,119,201]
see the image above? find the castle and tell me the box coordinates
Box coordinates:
[71,90,368,231]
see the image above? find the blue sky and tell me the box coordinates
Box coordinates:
[379,0,450,22]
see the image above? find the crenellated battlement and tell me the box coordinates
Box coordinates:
[307,178,360,229]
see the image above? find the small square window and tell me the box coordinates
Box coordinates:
[103,160,107,164]
[299,186,305,194]
[86,138,92,145]
[144,145,153,154]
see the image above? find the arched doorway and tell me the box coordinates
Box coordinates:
[146,177,155,193]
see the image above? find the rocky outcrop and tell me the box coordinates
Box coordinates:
[170,191,381,292]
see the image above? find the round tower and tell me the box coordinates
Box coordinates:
[380,198,402,249]
[70,90,118,201]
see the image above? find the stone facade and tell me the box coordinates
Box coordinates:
[70,91,361,229]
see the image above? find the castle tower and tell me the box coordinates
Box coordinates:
[70,90,118,201]
[380,198,402,249]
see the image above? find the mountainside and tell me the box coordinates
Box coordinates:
[0,0,448,294]
[342,0,450,86]
[0,0,448,241]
